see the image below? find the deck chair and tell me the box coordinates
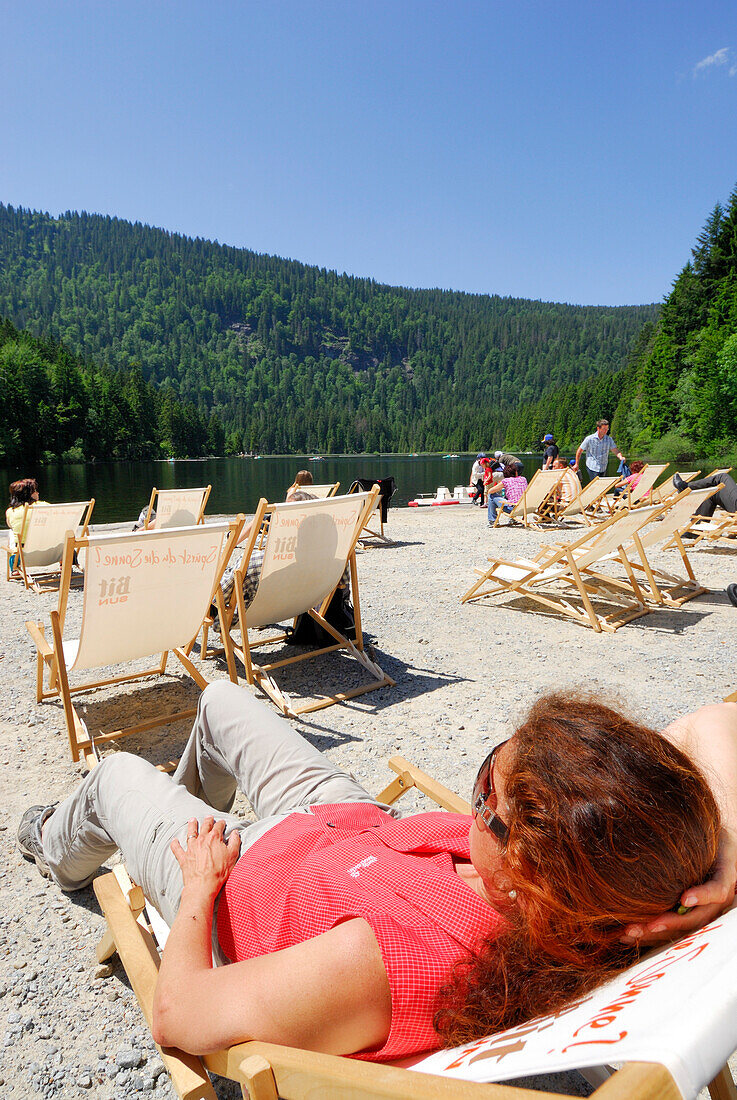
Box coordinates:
[463,504,666,632]
[5,499,95,591]
[348,476,396,543]
[612,463,670,509]
[92,752,737,1100]
[25,518,244,770]
[493,469,565,527]
[557,476,620,526]
[609,486,722,608]
[302,482,340,498]
[649,470,701,505]
[144,485,211,529]
[216,490,395,717]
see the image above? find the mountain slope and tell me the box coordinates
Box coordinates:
[0,204,658,453]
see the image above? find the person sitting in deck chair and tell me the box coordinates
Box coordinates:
[286,469,314,500]
[674,470,737,517]
[19,684,737,1062]
[210,489,332,631]
[487,465,528,525]
[6,478,49,576]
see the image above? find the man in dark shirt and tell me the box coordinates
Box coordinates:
[542,433,559,469]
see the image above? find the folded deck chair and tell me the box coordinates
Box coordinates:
[463,504,665,632]
[216,490,395,717]
[686,505,737,549]
[612,463,670,509]
[557,475,620,526]
[92,752,737,1100]
[348,476,396,542]
[26,518,244,769]
[144,485,211,529]
[493,468,566,528]
[608,486,722,608]
[5,499,95,591]
[303,482,340,498]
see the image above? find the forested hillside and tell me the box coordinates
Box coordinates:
[0,317,222,465]
[507,183,737,460]
[0,204,657,457]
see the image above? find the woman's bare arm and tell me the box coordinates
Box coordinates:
[622,702,737,943]
[152,817,392,1056]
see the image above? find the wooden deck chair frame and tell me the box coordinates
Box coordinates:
[612,464,670,510]
[144,485,212,529]
[25,517,244,770]
[619,485,723,607]
[5,499,95,591]
[493,469,566,528]
[556,476,620,526]
[463,504,667,633]
[348,479,394,543]
[92,752,737,1100]
[649,470,701,506]
[303,482,340,498]
[218,488,395,717]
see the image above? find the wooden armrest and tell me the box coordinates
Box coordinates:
[93,873,216,1100]
[25,620,53,657]
[382,755,471,815]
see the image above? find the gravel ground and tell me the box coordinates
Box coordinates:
[0,504,735,1098]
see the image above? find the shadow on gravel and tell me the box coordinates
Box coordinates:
[357,538,425,549]
[467,595,712,635]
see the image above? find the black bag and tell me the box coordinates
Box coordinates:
[286,586,356,647]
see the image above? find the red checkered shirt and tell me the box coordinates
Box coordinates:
[216,803,502,1061]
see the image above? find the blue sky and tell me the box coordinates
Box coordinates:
[2,0,736,305]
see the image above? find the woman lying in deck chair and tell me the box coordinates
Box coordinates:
[18,684,736,1061]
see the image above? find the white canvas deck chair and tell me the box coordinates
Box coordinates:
[612,463,670,509]
[557,475,620,526]
[92,753,737,1100]
[219,489,395,717]
[605,486,722,608]
[26,518,244,770]
[144,485,211,529]
[303,482,340,498]
[5,499,95,591]
[463,504,666,632]
[493,469,565,528]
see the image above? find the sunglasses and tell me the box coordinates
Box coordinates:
[472,738,510,845]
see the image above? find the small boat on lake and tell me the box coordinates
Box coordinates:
[408,486,474,508]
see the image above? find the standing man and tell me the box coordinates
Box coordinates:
[542,433,558,469]
[573,420,625,484]
[469,453,486,506]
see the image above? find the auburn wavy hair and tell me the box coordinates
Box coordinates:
[434,692,720,1045]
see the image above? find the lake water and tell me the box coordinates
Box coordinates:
[1,451,628,524]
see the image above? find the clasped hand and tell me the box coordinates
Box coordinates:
[171,816,242,899]
[622,826,737,945]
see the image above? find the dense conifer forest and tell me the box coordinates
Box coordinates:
[509,184,737,460]
[0,317,222,465]
[0,204,656,460]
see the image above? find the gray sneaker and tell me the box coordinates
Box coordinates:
[17,805,57,879]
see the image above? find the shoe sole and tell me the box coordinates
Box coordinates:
[17,836,52,879]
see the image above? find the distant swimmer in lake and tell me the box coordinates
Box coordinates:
[18,685,737,1059]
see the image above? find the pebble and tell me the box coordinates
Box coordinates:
[115,1048,143,1070]
[94,963,114,979]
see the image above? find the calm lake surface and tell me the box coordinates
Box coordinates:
[0,451,636,524]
